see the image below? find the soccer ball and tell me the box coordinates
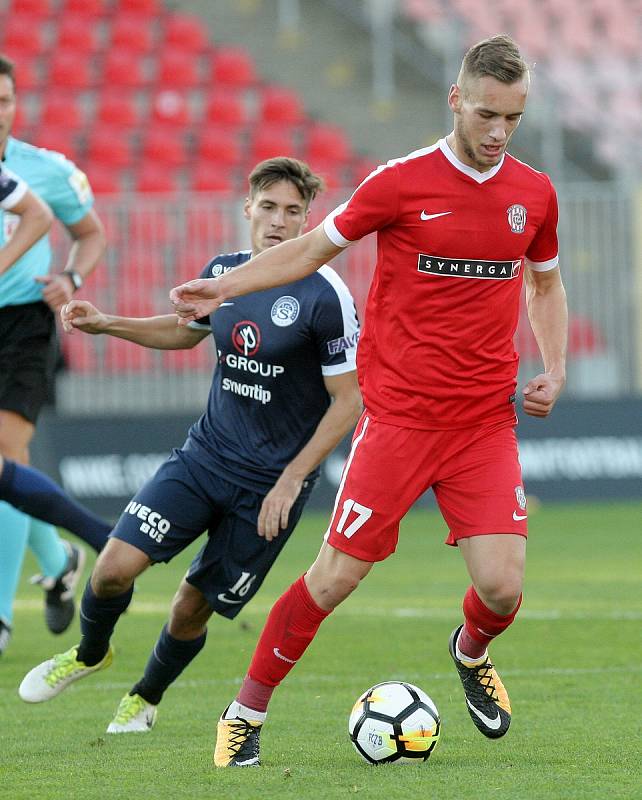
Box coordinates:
[348,681,440,764]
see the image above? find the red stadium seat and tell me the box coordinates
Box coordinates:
[102,51,148,89]
[123,257,167,287]
[11,103,29,136]
[1,16,47,56]
[250,128,298,164]
[128,208,177,246]
[305,160,348,190]
[196,127,244,166]
[185,205,230,244]
[114,0,162,16]
[187,164,236,193]
[10,0,53,18]
[163,13,209,53]
[305,122,352,163]
[155,49,202,87]
[109,14,157,54]
[31,128,78,161]
[4,54,40,90]
[86,128,133,168]
[140,128,188,167]
[149,89,192,128]
[48,51,93,89]
[210,46,257,88]
[113,292,158,318]
[56,16,100,54]
[350,155,379,185]
[40,93,84,131]
[94,90,139,129]
[61,0,109,16]
[84,164,122,195]
[203,89,248,129]
[258,85,305,125]
[133,163,181,194]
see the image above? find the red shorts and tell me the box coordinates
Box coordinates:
[325,413,528,562]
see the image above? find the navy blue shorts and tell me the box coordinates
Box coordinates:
[110,448,310,619]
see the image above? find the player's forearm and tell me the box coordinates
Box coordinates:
[219,231,328,299]
[100,313,200,350]
[526,277,568,378]
[0,200,52,275]
[281,390,363,482]
[62,229,107,281]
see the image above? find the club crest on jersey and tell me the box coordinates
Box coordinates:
[271,296,300,327]
[507,204,527,234]
[514,485,527,510]
[232,320,261,356]
[210,263,225,276]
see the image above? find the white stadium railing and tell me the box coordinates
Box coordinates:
[52,184,640,414]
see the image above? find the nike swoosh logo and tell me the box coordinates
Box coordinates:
[512,511,527,521]
[217,593,243,604]
[466,700,502,730]
[420,211,452,221]
[273,647,297,664]
[219,302,234,307]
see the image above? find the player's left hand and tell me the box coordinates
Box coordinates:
[258,473,303,541]
[35,273,75,312]
[522,372,565,417]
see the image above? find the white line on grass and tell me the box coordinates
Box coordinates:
[13,599,642,620]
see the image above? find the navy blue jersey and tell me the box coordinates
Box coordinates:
[183,250,360,492]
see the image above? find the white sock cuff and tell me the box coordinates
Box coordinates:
[224,700,267,724]
[456,638,488,666]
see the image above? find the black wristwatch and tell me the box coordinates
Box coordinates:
[64,270,83,291]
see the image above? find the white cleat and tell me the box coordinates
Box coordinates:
[18,645,113,703]
[107,692,158,734]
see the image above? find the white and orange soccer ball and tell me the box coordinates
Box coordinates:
[348,681,440,764]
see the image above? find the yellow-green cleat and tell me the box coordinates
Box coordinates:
[18,645,113,703]
[107,692,157,734]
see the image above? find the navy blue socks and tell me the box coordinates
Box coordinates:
[132,624,207,705]
[77,580,134,666]
[0,458,110,553]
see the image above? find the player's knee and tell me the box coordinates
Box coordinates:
[168,585,211,637]
[479,577,522,616]
[91,556,136,597]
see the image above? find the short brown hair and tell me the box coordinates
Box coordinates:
[458,34,529,89]
[248,157,325,207]
[0,54,16,90]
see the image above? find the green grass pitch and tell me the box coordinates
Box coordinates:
[1,501,640,800]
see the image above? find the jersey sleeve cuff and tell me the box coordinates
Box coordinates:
[321,362,357,377]
[526,255,559,272]
[323,204,352,248]
[0,176,27,210]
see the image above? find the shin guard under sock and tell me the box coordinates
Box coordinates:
[239,575,331,711]
[77,580,133,666]
[132,624,207,705]
[459,585,522,658]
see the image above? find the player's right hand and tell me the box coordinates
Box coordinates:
[60,299,106,334]
[169,278,226,326]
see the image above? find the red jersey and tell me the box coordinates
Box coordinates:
[323,138,559,430]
